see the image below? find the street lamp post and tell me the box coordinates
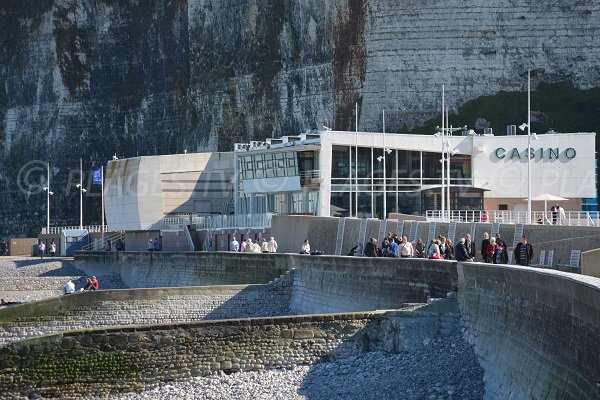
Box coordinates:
[519,69,532,224]
[377,110,392,220]
[527,69,532,224]
[43,162,53,233]
[75,158,87,229]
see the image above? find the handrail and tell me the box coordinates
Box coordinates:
[81,231,125,251]
[182,224,195,251]
[425,210,600,226]
[41,225,107,235]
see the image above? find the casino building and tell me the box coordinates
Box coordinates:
[104,129,596,230]
[234,130,596,219]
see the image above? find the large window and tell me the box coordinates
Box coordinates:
[240,151,298,180]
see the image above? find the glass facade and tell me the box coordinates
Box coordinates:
[330,146,476,218]
[238,150,319,215]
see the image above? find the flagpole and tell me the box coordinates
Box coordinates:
[101,166,105,246]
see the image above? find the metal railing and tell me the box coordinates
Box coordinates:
[182,224,195,251]
[41,225,107,235]
[193,213,273,230]
[81,231,126,251]
[426,210,600,226]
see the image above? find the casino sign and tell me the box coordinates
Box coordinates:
[494,147,576,160]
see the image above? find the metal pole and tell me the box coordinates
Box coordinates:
[527,69,532,224]
[79,157,83,229]
[47,162,50,233]
[382,109,386,220]
[447,119,452,222]
[446,109,451,221]
[101,166,105,245]
[441,84,445,221]
[355,102,358,217]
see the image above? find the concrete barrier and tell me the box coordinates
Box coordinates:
[74,251,292,287]
[457,262,600,399]
[75,252,458,313]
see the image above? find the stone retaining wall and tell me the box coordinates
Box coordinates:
[457,263,600,400]
[0,300,463,399]
[0,273,293,345]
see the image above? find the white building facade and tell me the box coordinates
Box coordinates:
[235,131,596,219]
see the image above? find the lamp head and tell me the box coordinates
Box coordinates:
[81,188,87,193]
[377,156,384,162]
[48,191,53,196]
[75,184,81,188]
[385,148,392,154]
[519,123,528,131]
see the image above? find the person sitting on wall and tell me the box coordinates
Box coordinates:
[148,239,154,251]
[153,237,161,251]
[83,276,99,291]
[300,239,310,254]
[64,280,75,295]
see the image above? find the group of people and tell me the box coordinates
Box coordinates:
[362,233,418,258]
[63,276,99,294]
[230,236,278,253]
[360,231,534,266]
[147,237,162,251]
[480,232,509,264]
[104,238,125,252]
[38,240,56,258]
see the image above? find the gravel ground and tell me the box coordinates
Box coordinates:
[108,335,484,400]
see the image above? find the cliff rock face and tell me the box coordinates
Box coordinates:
[1,0,599,235]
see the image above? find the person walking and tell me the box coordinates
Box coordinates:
[38,241,46,259]
[267,237,278,253]
[514,236,534,266]
[364,238,378,257]
[480,232,490,263]
[230,237,239,252]
[399,236,413,258]
[49,241,56,257]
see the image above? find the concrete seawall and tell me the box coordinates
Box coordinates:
[458,263,600,400]
[75,251,291,287]
[75,252,458,313]
[271,215,600,269]
[3,252,599,399]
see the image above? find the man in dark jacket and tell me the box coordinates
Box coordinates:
[364,238,378,257]
[465,234,476,259]
[514,236,534,266]
[455,238,473,262]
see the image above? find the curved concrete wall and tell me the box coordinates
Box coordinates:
[75,252,458,314]
[457,263,600,400]
[75,251,292,287]
[59,252,600,399]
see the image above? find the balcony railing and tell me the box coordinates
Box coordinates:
[193,213,273,230]
[41,225,107,235]
[426,210,600,226]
